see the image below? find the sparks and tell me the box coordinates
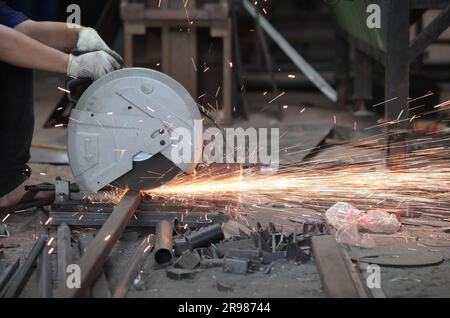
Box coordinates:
[268,92,285,104]
[2,214,10,223]
[57,86,70,94]
[47,237,55,246]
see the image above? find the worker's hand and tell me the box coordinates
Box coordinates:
[67,51,121,81]
[77,27,123,65]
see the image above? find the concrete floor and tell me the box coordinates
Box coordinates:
[1,71,450,298]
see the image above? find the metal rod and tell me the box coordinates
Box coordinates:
[57,223,72,289]
[241,0,337,102]
[2,235,47,298]
[0,259,20,295]
[78,232,112,298]
[409,4,450,63]
[37,246,52,298]
[154,220,174,267]
[113,235,155,298]
[49,211,227,228]
[55,190,142,298]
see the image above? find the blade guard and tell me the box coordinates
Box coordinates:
[67,68,203,194]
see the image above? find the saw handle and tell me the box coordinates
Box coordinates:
[66,77,92,103]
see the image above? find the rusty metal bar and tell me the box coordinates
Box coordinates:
[55,190,142,298]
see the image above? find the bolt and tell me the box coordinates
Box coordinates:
[141,83,154,94]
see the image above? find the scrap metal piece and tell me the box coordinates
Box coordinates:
[225,249,262,261]
[199,259,224,269]
[286,243,310,263]
[223,258,249,275]
[174,224,225,256]
[2,235,47,298]
[113,235,156,298]
[174,250,200,270]
[166,268,195,280]
[55,190,141,298]
[262,251,286,265]
[154,220,174,267]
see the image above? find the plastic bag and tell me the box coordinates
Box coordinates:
[335,221,376,248]
[325,202,362,229]
[325,202,401,248]
[360,210,401,234]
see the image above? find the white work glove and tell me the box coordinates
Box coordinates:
[77,27,123,65]
[67,51,121,81]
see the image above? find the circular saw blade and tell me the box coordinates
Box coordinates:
[112,153,181,191]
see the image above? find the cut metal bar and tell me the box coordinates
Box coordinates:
[49,211,226,228]
[338,244,369,298]
[0,259,20,294]
[2,235,47,298]
[174,224,225,256]
[113,235,155,298]
[154,220,174,267]
[57,223,72,288]
[312,235,367,298]
[36,246,52,298]
[56,190,142,298]
[78,232,112,298]
[241,0,337,102]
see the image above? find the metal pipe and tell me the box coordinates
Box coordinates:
[154,220,174,267]
[174,224,224,256]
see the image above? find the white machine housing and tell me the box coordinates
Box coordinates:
[67,68,203,193]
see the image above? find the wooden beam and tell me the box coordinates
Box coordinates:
[55,191,142,298]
